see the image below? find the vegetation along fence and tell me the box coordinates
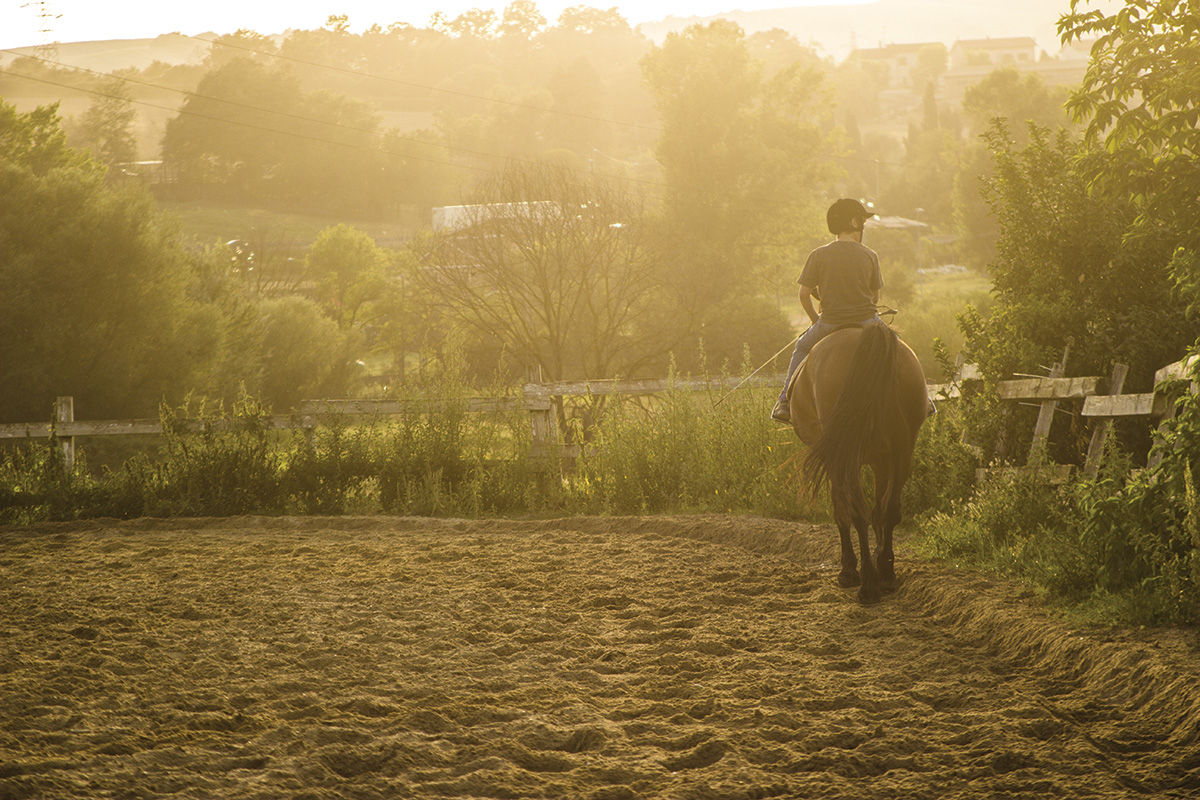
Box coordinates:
[0,374,794,473]
[942,347,1199,481]
[2,351,1193,480]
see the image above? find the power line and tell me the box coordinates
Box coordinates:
[185,32,949,177]
[185,32,663,135]
[1,46,949,191]
[0,61,669,189]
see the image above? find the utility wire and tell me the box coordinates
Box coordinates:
[184,33,948,176]
[0,63,669,189]
[185,32,663,134]
[183,32,950,177]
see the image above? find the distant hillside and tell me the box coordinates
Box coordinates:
[1,32,212,72]
[639,0,1099,59]
[0,1,1103,74]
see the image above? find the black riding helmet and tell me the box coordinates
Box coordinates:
[826,198,875,235]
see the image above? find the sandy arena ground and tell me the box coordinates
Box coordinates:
[2,515,1200,799]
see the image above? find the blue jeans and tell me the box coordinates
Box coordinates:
[778,314,883,405]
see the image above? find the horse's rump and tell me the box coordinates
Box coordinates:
[790,325,927,499]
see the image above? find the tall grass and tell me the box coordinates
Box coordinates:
[569,378,811,518]
[0,372,821,524]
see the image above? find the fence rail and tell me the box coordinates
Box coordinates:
[4,353,1194,480]
[0,374,795,471]
[976,351,1197,480]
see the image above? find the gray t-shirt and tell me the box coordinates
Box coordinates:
[797,240,883,325]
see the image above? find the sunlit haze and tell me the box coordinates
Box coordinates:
[0,1,871,50]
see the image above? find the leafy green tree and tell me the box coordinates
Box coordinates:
[253,297,352,410]
[0,102,213,423]
[162,57,384,213]
[912,43,949,93]
[1060,0,1200,319]
[202,28,279,70]
[556,6,632,33]
[73,74,137,166]
[162,58,304,193]
[0,101,80,175]
[961,67,1072,139]
[448,8,499,39]
[305,225,388,332]
[962,121,1189,393]
[545,56,611,158]
[746,28,826,79]
[500,0,547,38]
[641,21,837,368]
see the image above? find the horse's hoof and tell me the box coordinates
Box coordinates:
[857,585,882,605]
[838,571,861,588]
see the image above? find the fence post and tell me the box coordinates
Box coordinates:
[56,396,75,474]
[525,365,559,463]
[1147,356,1198,470]
[1028,344,1070,463]
[1084,363,1128,479]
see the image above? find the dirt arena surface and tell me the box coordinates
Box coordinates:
[2,515,1200,799]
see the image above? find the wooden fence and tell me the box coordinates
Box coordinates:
[2,351,1194,480]
[966,348,1198,480]
[0,374,790,472]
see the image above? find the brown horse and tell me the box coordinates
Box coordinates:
[787,324,930,604]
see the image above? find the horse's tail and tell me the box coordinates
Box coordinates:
[802,324,900,502]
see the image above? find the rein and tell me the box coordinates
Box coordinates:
[711,306,900,409]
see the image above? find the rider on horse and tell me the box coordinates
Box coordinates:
[772,198,884,424]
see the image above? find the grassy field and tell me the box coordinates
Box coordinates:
[159,200,426,249]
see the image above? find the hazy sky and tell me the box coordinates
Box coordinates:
[1,1,871,50]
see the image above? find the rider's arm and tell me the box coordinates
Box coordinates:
[799,284,819,324]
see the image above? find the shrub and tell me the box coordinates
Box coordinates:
[151,393,286,516]
[574,375,811,519]
[904,399,978,518]
[284,415,378,515]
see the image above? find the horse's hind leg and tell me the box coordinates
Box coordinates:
[837,523,861,588]
[838,476,880,605]
[855,510,881,605]
[872,467,898,592]
[833,496,861,588]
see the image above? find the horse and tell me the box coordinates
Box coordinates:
[786,323,930,604]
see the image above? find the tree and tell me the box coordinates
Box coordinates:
[640,21,837,368]
[162,58,385,212]
[1060,0,1200,318]
[162,58,304,193]
[253,297,352,410]
[202,28,279,70]
[448,8,499,39]
[414,163,681,388]
[557,6,632,34]
[500,0,546,39]
[0,102,212,422]
[545,57,611,158]
[912,43,948,93]
[961,67,1072,139]
[74,74,137,166]
[305,225,388,332]
[962,121,1189,391]
[0,101,80,176]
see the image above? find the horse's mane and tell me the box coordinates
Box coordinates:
[801,324,901,503]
